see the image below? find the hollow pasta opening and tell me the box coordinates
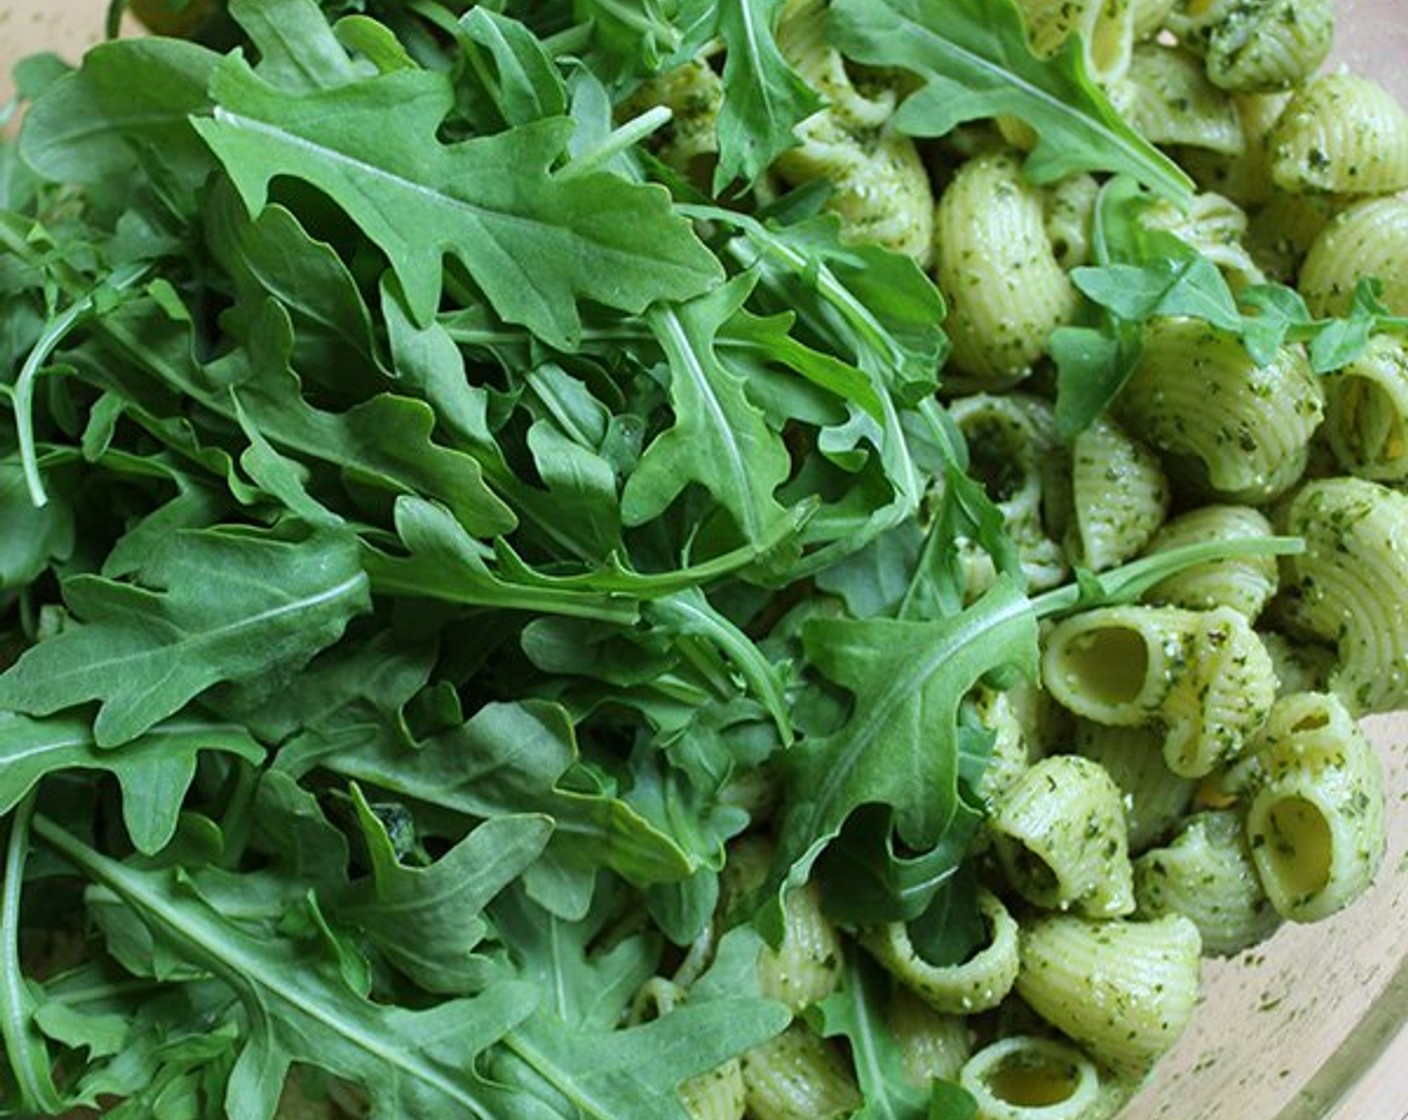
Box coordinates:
[1002,840,1061,898]
[1261,796,1333,900]
[1333,375,1406,472]
[984,1048,1084,1107]
[1060,626,1150,706]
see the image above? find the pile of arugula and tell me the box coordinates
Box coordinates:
[0,1,1332,1116]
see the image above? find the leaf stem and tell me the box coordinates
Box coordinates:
[558,106,672,181]
[11,297,93,509]
[1,791,65,1114]
[1030,535,1304,620]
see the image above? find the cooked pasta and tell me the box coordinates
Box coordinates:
[1299,195,1408,317]
[1133,809,1281,955]
[774,0,934,264]
[958,1035,1103,1120]
[1276,476,1408,714]
[1065,413,1169,571]
[1014,913,1203,1074]
[740,1023,862,1120]
[1268,72,1408,194]
[886,988,972,1086]
[1109,43,1244,155]
[1242,691,1388,921]
[1117,316,1323,502]
[1074,720,1198,852]
[1321,334,1408,482]
[934,152,1079,385]
[860,888,1021,1014]
[1140,504,1280,620]
[990,754,1136,917]
[1012,0,1136,83]
[1177,0,1333,93]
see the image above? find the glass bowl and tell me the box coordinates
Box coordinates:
[0,2,1404,1118]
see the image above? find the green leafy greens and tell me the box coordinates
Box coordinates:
[0,0,1313,1116]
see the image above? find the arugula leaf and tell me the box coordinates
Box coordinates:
[332,787,552,995]
[763,577,1037,936]
[810,954,933,1120]
[278,697,695,890]
[0,525,369,747]
[0,712,263,854]
[622,274,793,543]
[829,0,1193,202]
[712,0,824,191]
[33,815,539,1120]
[18,38,218,192]
[193,56,723,344]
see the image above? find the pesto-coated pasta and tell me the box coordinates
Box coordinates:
[774,0,934,264]
[1242,691,1387,922]
[1109,43,1244,154]
[740,1023,862,1120]
[1015,913,1203,1074]
[1299,195,1408,318]
[859,889,1021,1014]
[1177,0,1332,93]
[1074,720,1198,852]
[1066,414,1169,571]
[972,686,1033,809]
[1141,504,1280,620]
[934,152,1078,385]
[1178,91,1290,208]
[1276,476,1408,713]
[958,1035,1102,1120]
[1013,0,1136,83]
[1322,334,1408,482]
[1138,191,1266,291]
[1158,605,1276,776]
[1133,809,1280,955]
[678,1061,747,1120]
[886,988,972,1086]
[618,60,722,178]
[991,755,1136,917]
[1118,316,1323,502]
[1041,604,1197,726]
[1043,173,1100,270]
[1268,73,1408,195]
[1245,186,1339,282]
[1257,629,1336,697]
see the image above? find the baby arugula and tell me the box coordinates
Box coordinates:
[0,0,1314,1116]
[1053,177,1408,437]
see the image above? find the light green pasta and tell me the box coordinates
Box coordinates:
[1175,0,1333,93]
[774,0,934,264]
[1013,0,1136,83]
[1242,691,1387,922]
[618,59,722,179]
[1138,190,1266,290]
[1042,604,1197,726]
[1257,629,1337,697]
[723,835,844,1011]
[1300,195,1408,318]
[949,392,1070,590]
[1109,43,1244,155]
[1276,476,1408,714]
[1015,913,1203,1074]
[934,152,1079,385]
[678,1061,747,1120]
[1158,606,1277,776]
[1268,72,1408,195]
[1322,334,1408,482]
[958,1035,1103,1120]
[859,888,1021,1014]
[1130,0,1181,39]
[1074,719,1198,853]
[972,686,1033,809]
[886,988,972,1086]
[1118,316,1323,502]
[991,755,1136,917]
[1177,91,1291,207]
[1141,504,1280,620]
[1043,173,1101,269]
[1133,809,1281,956]
[1245,187,1340,282]
[1065,414,1169,571]
[740,1023,862,1120]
